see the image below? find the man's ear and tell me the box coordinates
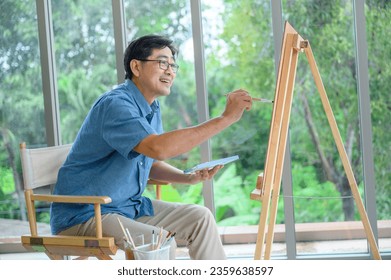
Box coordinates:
[130,59,140,77]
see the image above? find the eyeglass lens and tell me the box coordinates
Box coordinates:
[160,61,178,73]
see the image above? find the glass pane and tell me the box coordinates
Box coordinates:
[202,1,276,226]
[52,0,117,144]
[282,0,368,256]
[365,0,391,253]
[124,0,199,202]
[0,1,45,239]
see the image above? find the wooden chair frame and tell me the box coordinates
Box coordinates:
[19,142,169,260]
[20,142,117,259]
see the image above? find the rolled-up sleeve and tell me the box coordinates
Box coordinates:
[102,97,156,159]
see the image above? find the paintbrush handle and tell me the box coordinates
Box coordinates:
[252,97,274,103]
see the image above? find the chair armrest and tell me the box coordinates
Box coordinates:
[147,179,170,185]
[147,179,171,200]
[31,194,112,204]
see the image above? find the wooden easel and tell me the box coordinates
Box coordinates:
[250,21,381,260]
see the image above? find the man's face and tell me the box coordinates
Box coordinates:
[134,47,177,101]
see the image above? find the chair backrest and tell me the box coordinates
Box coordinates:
[20,142,72,190]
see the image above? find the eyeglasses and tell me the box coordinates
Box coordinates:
[136,59,179,73]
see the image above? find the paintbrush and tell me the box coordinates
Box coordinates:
[224,94,273,103]
[117,217,136,249]
[251,97,274,103]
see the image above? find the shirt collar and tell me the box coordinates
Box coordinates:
[125,79,160,117]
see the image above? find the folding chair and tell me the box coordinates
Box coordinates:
[19,142,117,260]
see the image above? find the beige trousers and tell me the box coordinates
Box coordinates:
[59,199,226,260]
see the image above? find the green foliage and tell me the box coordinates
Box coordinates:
[0,189,20,220]
[35,206,50,224]
[0,0,389,228]
[365,2,391,220]
[290,164,344,223]
[208,0,275,180]
[0,168,19,219]
[0,167,14,194]
[214,165,261,226]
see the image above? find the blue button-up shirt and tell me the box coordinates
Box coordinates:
[50,80,163,235]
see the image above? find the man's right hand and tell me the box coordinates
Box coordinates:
[222,89,253,123]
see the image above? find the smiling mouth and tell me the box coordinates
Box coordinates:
[159,78,171,85]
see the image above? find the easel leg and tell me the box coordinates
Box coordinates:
[264,45,300,260]
[254,33,296,260]
[304,43,381,260]
[254,182,272,259]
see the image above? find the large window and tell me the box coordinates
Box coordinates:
[0,0,45,230]
[202,1,275,227]
[282,0,365,255]
[0,0,389,259]
[123,0,201,202]
[52,0,117,143]
[365,0,391,253]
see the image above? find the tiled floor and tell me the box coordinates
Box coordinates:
[0,218,257,260]
[3,239,391,260]
[1,218,390,260]
[0,244,256,260]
